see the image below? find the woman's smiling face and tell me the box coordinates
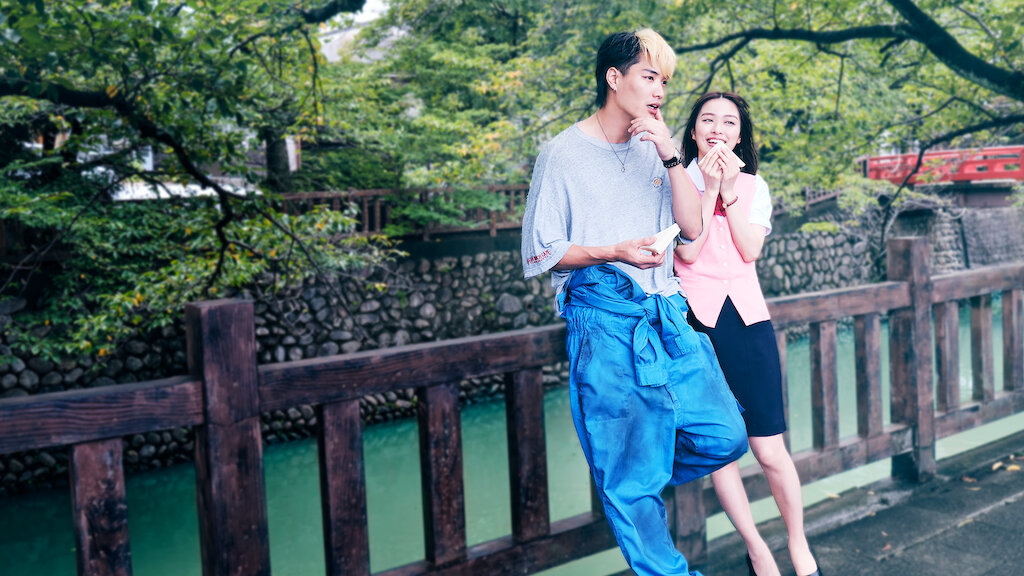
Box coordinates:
[691,97,742,159]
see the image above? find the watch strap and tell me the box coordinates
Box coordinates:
[662,151,682,169]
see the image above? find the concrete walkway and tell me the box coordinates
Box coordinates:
[697,430,1024,576]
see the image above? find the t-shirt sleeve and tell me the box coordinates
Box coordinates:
[750,174,773,235]
[521,148,572,279]
[676,167,701,245]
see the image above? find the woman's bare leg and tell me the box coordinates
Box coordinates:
[749,434,818,575]
[711,460,781,576]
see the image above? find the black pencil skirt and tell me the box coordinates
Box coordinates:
[688,296,787,437]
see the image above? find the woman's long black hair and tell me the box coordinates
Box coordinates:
[682,91,758,175]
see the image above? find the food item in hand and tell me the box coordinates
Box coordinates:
[709,141,746,167]
[640,223,681,255]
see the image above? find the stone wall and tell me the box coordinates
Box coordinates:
[3,204,1023,494]
[961,206,1024,267]
[756,230,874,297]
[890,208,968,274]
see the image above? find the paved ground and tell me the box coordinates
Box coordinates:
[696,430,1024,576]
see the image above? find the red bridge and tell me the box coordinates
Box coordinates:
[862,145,1024,185]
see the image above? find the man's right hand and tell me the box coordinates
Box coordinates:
[617,237,666,269]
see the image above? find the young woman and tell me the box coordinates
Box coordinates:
[674,92,822,576]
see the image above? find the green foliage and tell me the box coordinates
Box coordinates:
[2,0,1023,359]
[292,145,400,191]
[0,0,399,360]
[381,185,506,236]
[798,221,841,234]
[334,0,1022,222]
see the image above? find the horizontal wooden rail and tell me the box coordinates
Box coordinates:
[258,325,566,412]
[727,424,914,514]
[931,263,1024,302]
[0,376,203,454]
[378,512,617,576]
[279,184,530,239]
[767,281,909,329]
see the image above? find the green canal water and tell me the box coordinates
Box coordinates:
[2,301,1023,576]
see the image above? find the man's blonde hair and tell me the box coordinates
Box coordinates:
[595,28,677,108]
[634,28,677,80]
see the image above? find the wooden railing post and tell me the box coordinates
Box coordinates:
[70,438,132,576]
[776,329,791,450]
[185,300,270,576]
[666,482,707,565]
[1005,289,1023,391]
[854,313,884,438]
[417,382,467,567]
[970,295,995,401]
[505,369,550,542]
[886,237,936,482]
[318,400,370,576]
[810,321,840,450]
[934,301,961,412]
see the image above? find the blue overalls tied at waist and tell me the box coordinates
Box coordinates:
[561,264,699,387]
[559,264,748,576]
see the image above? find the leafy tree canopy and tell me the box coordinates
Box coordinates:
[0,0,407,360]
[339,0,1023,227]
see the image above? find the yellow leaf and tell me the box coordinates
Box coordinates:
[992,461,1004,471]
[962,476,977,483]
[1006,464,1021,472]
[105,85,119,99]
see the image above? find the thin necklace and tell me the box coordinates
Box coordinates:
[596,113,630,172]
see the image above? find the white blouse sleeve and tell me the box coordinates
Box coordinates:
[749,174,773,234]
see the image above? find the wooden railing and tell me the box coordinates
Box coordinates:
[0,237,1022,576]
[279,184,530,239]
[861,145,1024,185]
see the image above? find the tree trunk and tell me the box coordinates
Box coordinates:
[263,128,291,193]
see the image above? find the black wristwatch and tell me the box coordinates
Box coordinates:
[662,149,682,169]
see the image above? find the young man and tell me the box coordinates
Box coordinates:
[521,29,748,576]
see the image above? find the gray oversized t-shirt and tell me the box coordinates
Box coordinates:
[521,124,691,306]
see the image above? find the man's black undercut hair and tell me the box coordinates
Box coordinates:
[594,32,642,109]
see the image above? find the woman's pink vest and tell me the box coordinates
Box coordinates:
[674,172,771,328]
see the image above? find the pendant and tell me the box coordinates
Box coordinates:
[621,166,626,173]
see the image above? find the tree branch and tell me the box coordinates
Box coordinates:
[230,0,367,57]
[298,0,367,24]
[679,5,1024,104]
[954,5,999,43]
[885,0,1024,102]
[674,24,910,54]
